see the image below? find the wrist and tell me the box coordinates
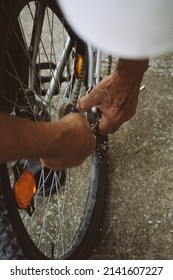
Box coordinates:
[35,121,67,159]
[116,58,149,82]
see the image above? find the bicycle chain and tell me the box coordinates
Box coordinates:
[107,55,113,75]
[65,51,87,114]
[65,52,112,162]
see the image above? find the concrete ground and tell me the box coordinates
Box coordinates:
[89,51,173,260]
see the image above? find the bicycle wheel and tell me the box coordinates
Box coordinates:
[0,0,108,259]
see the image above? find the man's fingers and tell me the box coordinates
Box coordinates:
[77,95,94,112]
[99,114,121,135]
[78,88,103,112]
[98,116,110,135]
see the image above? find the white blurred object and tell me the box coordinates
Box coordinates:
[57,0,173,58]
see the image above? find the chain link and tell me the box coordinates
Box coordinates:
[65,50,87,114]
[65,51,112,161]
[107,55,113,75]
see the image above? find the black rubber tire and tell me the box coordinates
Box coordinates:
[0,0,107,260]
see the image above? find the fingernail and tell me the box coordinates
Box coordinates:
[76,101,85,112]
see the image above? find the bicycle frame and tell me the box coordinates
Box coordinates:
[43,36,102,113]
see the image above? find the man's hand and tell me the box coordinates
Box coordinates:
[41,113,96,170]
[0,111,95,171]
[78,59,149,135]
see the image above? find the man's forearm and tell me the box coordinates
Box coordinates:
[0,111,96,170]
[0,111,63,163]
[116,58,149,81]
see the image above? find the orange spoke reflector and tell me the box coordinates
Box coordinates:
[75,54,83,78]
[14,170,37,209]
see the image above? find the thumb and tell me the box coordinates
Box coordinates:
[77,88,100,112]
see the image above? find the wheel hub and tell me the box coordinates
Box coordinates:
[13,88,51,121]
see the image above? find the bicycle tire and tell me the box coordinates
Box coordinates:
[0,0,107,259]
